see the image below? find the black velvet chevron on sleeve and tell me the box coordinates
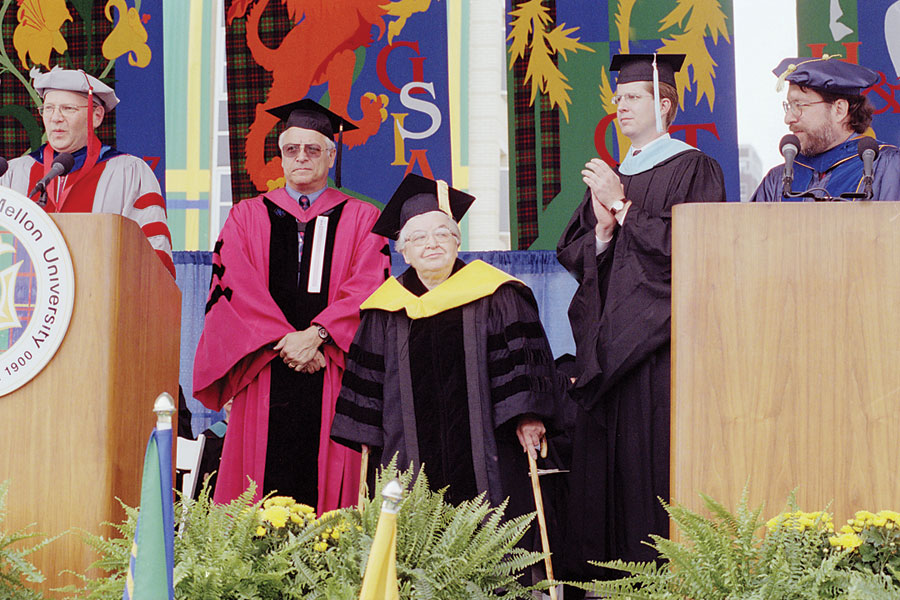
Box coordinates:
[486,284,559,430]
[330,311,388,451]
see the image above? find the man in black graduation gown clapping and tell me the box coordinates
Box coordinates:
[557,53,726,588]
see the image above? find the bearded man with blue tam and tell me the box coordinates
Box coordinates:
[751,56,900,201]
[556,53,725,588]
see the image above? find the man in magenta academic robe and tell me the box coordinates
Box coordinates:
[193,99,388,511]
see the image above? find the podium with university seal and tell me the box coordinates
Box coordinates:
[0,186,181,594]
[671,201,900,530]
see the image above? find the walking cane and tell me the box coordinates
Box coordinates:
[528,439,558,600]
[358,444,370,508]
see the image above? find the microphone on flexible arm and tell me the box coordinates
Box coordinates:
[779,134,800,200]
[28,152,75,206]
[0,158,8,179]
[857,136,879,200]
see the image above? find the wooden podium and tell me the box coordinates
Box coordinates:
[671,202,900,528]
[0,214,181,593]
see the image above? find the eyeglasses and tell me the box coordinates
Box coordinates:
[407,228,458,247]
[39,104,89,118]
[282,143,329,159]
[611,93,651,106]
[783,100,828,117]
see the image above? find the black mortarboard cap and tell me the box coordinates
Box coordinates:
[609,53,686,87]
[773,56,878,96]
[372,173,475,240]
[266,98,358,188]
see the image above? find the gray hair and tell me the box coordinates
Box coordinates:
[277,129,336,152]
[395,211,461,252]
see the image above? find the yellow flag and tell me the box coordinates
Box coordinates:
[359,480,402,600]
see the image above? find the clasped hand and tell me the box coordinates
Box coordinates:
[274,327,325,374]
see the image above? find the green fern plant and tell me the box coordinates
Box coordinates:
[64,462,544,600]
[0,480,55,600]
[570,489,900,600]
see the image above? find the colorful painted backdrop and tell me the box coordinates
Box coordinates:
[223,0,453,209]
[505,0,740,250]
[796,0,900,146]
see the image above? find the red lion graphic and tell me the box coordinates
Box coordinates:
[228,0,401,190]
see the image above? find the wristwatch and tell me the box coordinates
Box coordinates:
[315,324,332,344]
[608,198,626,215]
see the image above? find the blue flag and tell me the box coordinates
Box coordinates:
[123,427,175,600]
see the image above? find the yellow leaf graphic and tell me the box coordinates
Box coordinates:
[614,0,637,54]
[380,0,432,45]
[658,0,730,111]
[507,0,594,122]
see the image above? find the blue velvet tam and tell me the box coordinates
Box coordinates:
[773,56,879,96]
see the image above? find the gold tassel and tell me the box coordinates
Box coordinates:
[436,180,451,216]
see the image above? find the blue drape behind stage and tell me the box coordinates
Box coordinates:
[174,250,577,437]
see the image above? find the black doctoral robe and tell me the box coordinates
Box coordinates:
[331,259,563,547]
[556,149,726,580]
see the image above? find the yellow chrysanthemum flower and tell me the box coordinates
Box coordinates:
[262,505,290,528]
[293,503,315,514]
[264,496,296,508]
[879,510,900,523]
[256,526,267,537]
[829,533,863,551]
[314,541,328,552]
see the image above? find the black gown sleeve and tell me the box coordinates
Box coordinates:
[330,310,388,451]
[486,283,561,432]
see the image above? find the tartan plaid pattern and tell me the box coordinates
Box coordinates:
[512,22,537,250]
[0,4,115,157]
[224,0,288,203]
[540,86,560,210]
[539,0,560,210]
[511,0,562,249]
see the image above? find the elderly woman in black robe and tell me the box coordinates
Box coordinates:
[330,174,561,523]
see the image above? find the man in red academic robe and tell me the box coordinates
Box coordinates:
[193,99,388,511]
[0,67,173,276]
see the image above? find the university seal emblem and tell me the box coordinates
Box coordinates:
[0,186,74,396]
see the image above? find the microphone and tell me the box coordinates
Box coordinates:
[28,152,75,199]
[0,158,7,179]
[779,134,800,196]
[857,137,879,199]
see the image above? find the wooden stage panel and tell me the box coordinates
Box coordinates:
[671,202,900,527]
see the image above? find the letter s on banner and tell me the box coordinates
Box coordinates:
[397,81,442,141]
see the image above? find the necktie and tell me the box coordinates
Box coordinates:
[298,196,309,273]
[633,149,642,156]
